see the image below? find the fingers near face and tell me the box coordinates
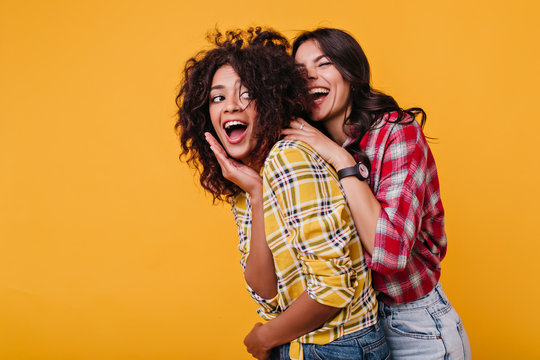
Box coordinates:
[290,119,304,130]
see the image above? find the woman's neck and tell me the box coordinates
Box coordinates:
[323,110,350,146]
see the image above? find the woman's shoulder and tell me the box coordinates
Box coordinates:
[370,111,424,143]
[375,111,421,130]
[266,139,318,163]
[263,139,330,180]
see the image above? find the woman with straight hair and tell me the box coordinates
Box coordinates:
[282,28,471,359]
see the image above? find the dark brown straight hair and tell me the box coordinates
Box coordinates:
[292,28,426,165]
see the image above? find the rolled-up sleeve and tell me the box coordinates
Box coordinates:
[300,256,357,308]
[246,284,281,320]
[263,142,360,309]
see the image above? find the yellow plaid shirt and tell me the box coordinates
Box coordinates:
[231,140,378,358]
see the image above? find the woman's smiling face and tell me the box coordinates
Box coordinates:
[294,39,351,125]
[209,64,258,166]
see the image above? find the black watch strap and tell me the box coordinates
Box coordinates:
[337,162,369,181]
[337,166,359,180]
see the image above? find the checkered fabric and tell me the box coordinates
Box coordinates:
[346,112,447,305]
[231,140,378,348]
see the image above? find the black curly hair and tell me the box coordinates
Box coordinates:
[176,27,311,202]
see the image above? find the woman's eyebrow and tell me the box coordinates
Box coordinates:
[211,80,242,91]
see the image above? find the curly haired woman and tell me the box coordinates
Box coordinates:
[176,28,389,360]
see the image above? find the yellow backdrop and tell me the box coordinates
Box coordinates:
[1,0,539,358]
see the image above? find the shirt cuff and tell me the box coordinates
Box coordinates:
[246,285,280,321]
[300,257,357,308]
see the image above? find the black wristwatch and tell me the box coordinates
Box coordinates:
[337,162,369,181]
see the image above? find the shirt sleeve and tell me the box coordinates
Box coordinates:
[246,285,280,320]
[366,122,430,275]
[263,142,361,309]
[230,195,280,318]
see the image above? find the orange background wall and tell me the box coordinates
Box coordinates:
[1,0,539,358]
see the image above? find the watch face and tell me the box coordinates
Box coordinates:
[357,163,369,179]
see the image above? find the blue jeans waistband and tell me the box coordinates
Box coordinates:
[380,282,448,311]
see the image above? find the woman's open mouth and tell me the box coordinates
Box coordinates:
[223,120,248,143]
[309,87,329,105]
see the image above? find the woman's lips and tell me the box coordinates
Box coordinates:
[227,128,247,143]
[313,96,326,106]
[223,120,248,144]
[309,87,329,106]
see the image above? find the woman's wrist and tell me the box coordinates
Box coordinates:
[257,322,280,349]
[246,179,263,200]
[332,151,356,172]
[248,188,263,204]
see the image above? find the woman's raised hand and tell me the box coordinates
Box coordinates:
[205,132,263,196]
[281,119,356,171]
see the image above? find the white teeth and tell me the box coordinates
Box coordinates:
[309,88,330,95]
[224,121,245,129]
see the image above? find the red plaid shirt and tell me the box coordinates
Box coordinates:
[345,112,447,305]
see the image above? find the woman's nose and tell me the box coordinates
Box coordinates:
[225,98,241,113]
[306,66,318,80]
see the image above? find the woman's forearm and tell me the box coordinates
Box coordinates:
[337,176,380,255]
[333,155,380,256]
[246,291,341,351]
[244,193,278,299]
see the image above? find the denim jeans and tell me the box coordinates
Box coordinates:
[378,282,471,360]
[269,321,390,360]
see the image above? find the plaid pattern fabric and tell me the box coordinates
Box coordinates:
[231,140,378,347]
[345,112,447,305]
